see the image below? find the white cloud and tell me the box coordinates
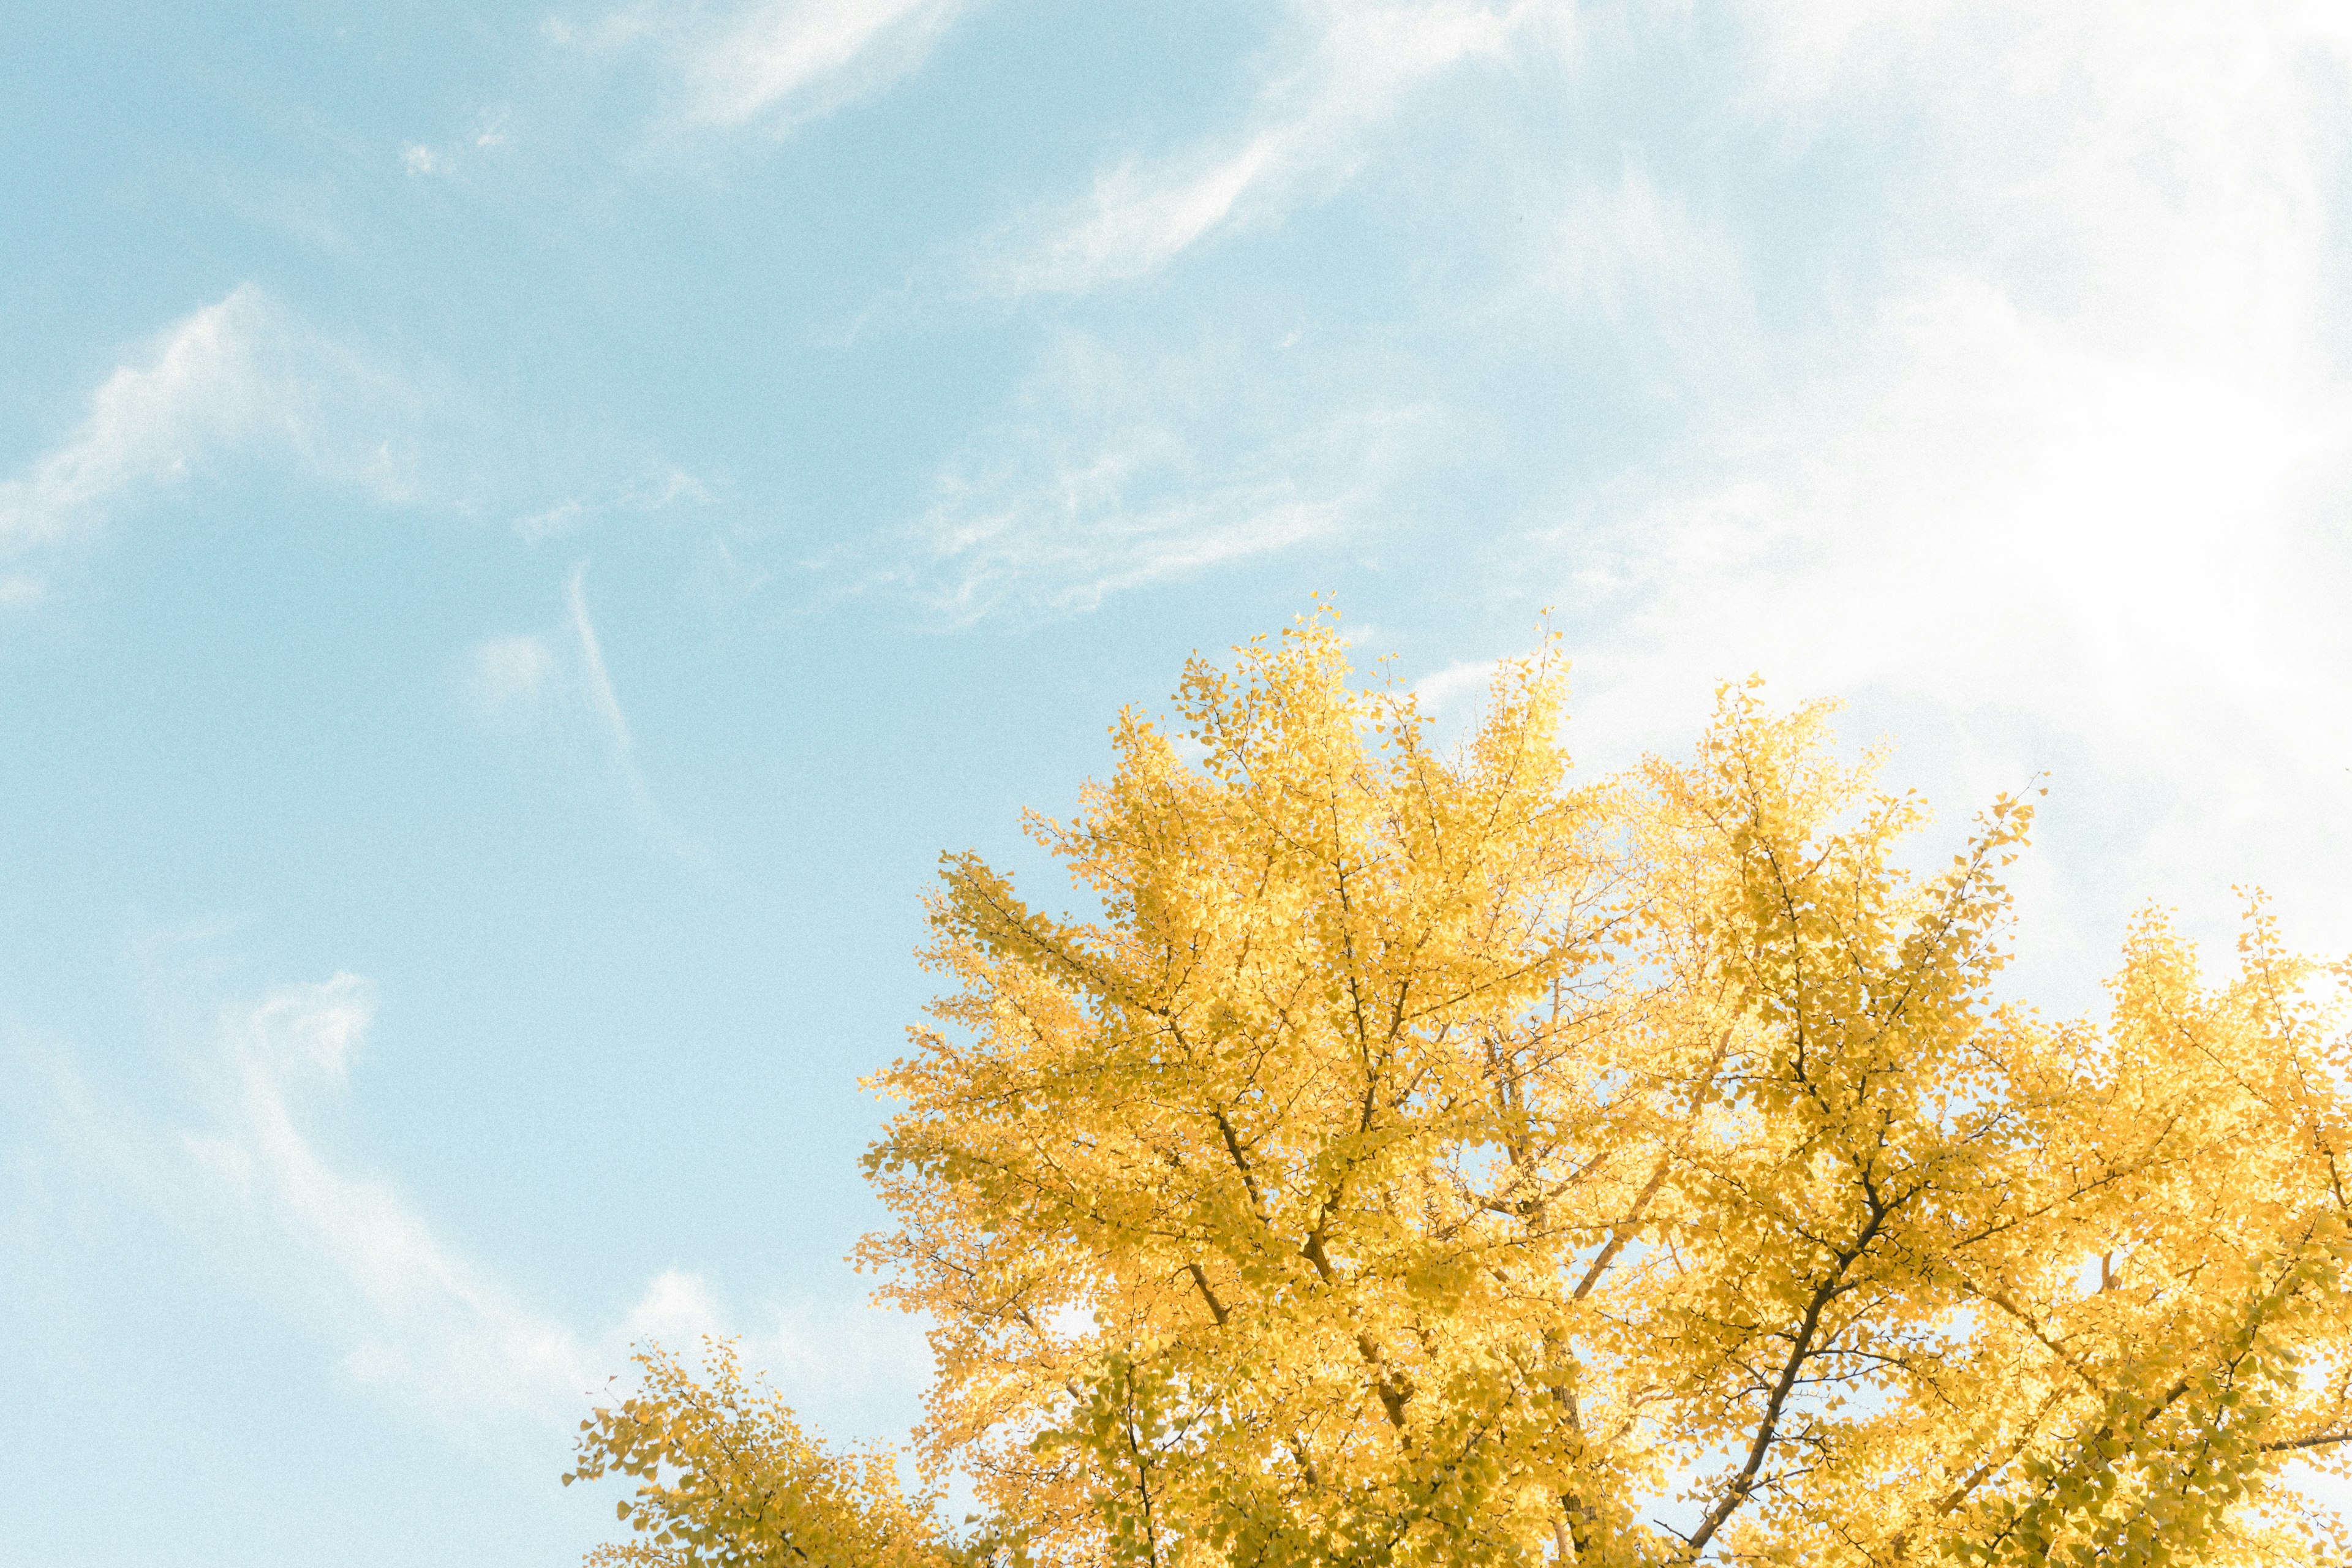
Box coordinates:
[516,464,710,544]
[464,568,698,857]
[464,633,561,718]
[690,0,963,127]
[183,977,591,1428]
[1009,137,1285,296]
[396,107,513,179]
[151,977,920,1437]
[696,527,778,611]
[571,0,967,135]
[0,286,424,570]
[916,462,1349,627]
[515,499,586,543]
[567,564,640,762]
[1553,159,1758,388]
[0,289,688,590]
[863,333,1428,624]
[986,0,1571,294]
[1525,0,2352,970]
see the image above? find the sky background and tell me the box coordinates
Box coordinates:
[5,2,2351,1562]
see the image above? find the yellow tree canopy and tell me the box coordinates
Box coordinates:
[575,616,2352,1567]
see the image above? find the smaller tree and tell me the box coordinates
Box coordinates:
[565,1339,1004,1568]
[573,615,2352,1567]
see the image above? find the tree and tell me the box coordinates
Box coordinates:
[571,614,2352,1567]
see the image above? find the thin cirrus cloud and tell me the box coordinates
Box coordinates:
[860,331,1432,626]
[465,567,698,858]
[916,466,1349,628]
[1527,1,2352,960]
[850,2,1563,623]
[0,287,701,586]
[514,466,711,546]
[561,0,968,135]
[0,285,428,589]
[181,976,593,1430]
[129,974,921,1436]
[1550,159,1760,392]
[980,0,1571,295]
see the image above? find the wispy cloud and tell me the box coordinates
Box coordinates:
[980,0,1571,295]
[464,634,562,717]
[0,286,427,588]
[183,976,591,1428]
[516,465,710,545]
[0,289,702,600]
[566,565,643,776]
[88,975,924,1438]
[398,107,513,181]
[1551,158,1758,391]
[560,0,968,136]
[853,332,1430,625]
[465,568,699,858]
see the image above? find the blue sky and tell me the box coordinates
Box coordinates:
[6,3,2351,1562]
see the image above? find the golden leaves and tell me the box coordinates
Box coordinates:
[567,1340,981,1568]
[575,613,2352,1568]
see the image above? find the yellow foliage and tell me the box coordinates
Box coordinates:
[576,614,2352,1567]
[564,1339,986,1568]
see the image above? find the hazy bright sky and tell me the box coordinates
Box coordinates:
[6,3,2351,1562]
